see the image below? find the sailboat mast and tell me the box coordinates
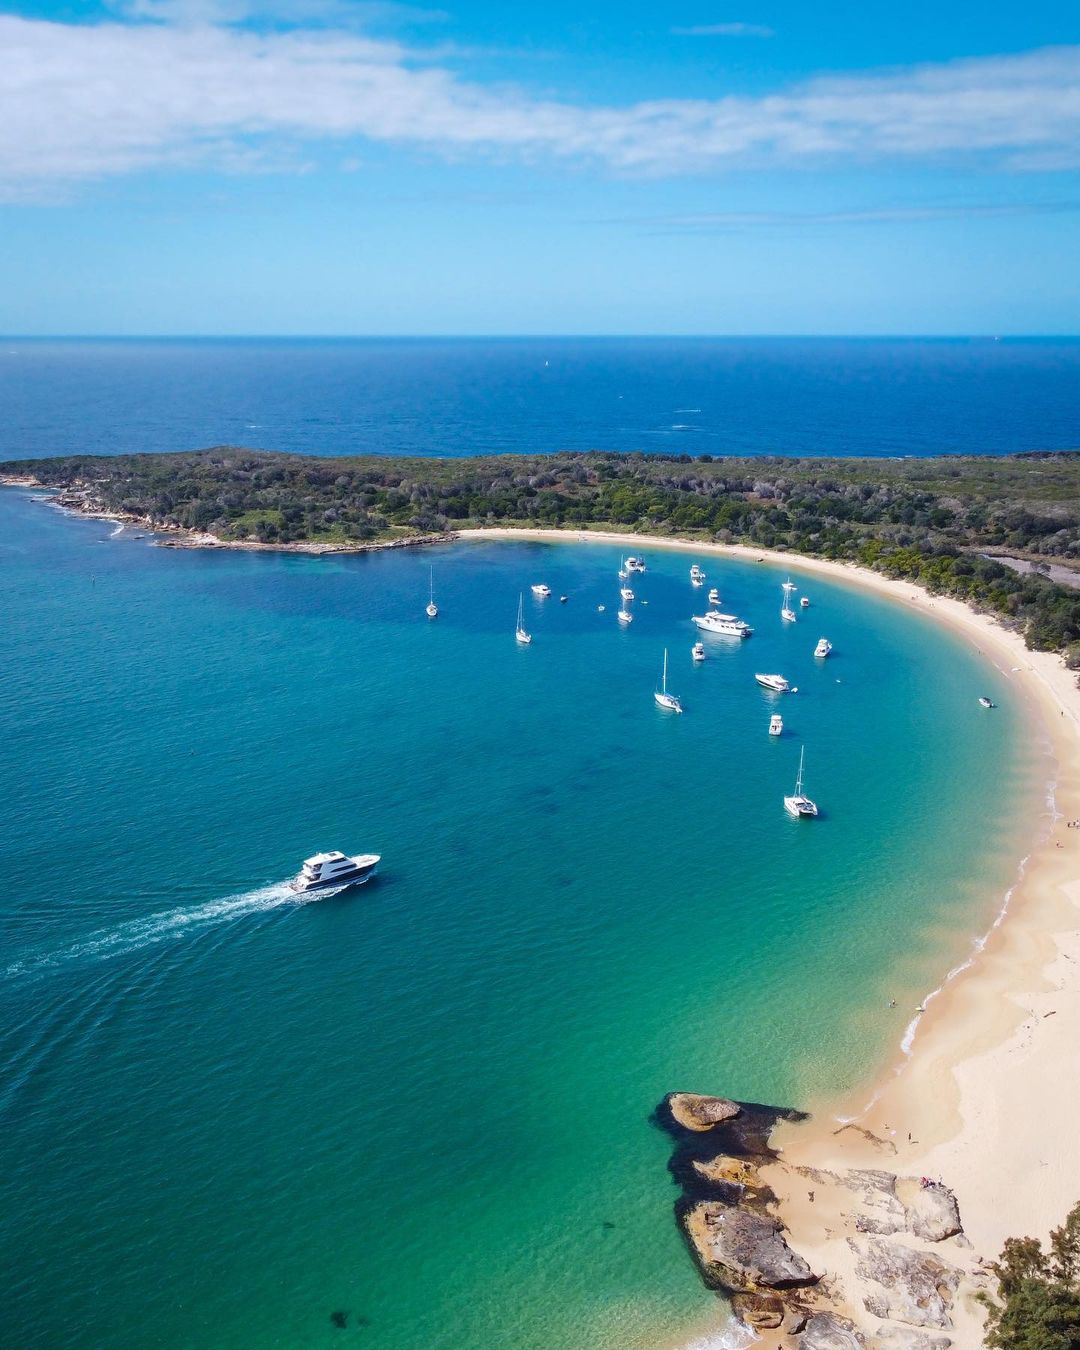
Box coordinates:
[796,747,805,795]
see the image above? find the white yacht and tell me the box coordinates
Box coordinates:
[707,587,720,605]
[515,593,532,645]
[620,587,635,601]
[626,556,646,573]
[693,611,753,638]
[618,560,629,580]
[690,564,705,584]
[800,596,810,608]
[781,605,797,623]
[425,567,438,619]
[289,850,381,894]
[769,713,783,736]
[692,641,706,662]
[784,748,818,818]
[617,608,633,625]
[531,583,551,597]
[814,637,832,658]
[755,673,790,693]
[654,649,683,713]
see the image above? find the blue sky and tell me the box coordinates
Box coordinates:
[1,0,1079,334]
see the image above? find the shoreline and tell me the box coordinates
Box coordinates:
[454,526,1080,1344]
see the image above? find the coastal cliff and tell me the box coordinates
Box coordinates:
[657,1093,990,1347]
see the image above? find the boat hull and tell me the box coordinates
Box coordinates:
[289,858,380,894]
[784,796,818,818]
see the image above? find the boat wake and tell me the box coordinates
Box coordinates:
[5,882,305,980]
[108,521,124,537]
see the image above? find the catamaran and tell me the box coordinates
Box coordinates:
[425,567,438,619]
[755,673,790,693]
[693,611,753,638]
[515,593,532,645]
[814,637,832,658]
[654,649,683,713]
[784,747,818,818]
[289,850,381,894]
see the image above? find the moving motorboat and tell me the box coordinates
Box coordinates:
[979,696,996,709]
[654,649,683,713]
[515,593,532,645]
[755,673,790,693]
[692,641,706,662]
[289,850,381,894]
[784,748,818,818]
[693,611,753,637]
[531,583,551,597]
[814,637,832,658]
[769,713,783,736]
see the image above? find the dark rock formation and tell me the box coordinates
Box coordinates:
[666,1093,742,1131]
[683,1203,817,1292]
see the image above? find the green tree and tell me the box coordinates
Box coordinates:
[980,1201,1080,1347]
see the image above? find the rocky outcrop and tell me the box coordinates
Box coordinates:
[667,1093,742,1131]
[854,1238,961,1329]
[684,1203,817,1292]
[869,1329,952,1349]
[895,1179,962,1243]
[801,1312,866,1348]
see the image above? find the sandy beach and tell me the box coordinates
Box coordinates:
[457,526,1080,1344]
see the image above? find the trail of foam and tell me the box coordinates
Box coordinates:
[679,1318,758,1349]
[4,882,305,979]
[109,522,124,537]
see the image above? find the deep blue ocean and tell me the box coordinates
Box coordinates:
[1,336,1078,461]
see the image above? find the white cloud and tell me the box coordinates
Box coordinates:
[631,203,1080,230]
[1,14,1079,199]
[671,23,775,38]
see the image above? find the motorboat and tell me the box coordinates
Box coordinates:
[597,604,606,612]
[515,593,531,645]
[814,637,832,658]
[560,595,568,603]
[755,673,790,693]
[979,696,996,709]
[692,641,706,662]
[800,596,810,608]
[693,611,753,638]
[707,588,720,605]
[626,556,646,573]
[769,713,783,736]
[617,608,633,625]
[531,583,551,597]
[425,566,438,619]
[620,587,635,601]
[690,564,705,584]
[289,850,381,894]
[654,649,683,713]
[784,748,818,818]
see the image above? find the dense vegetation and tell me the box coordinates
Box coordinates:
[981,1201,1080,1347]
[5,447,1080,660]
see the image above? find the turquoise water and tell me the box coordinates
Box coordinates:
[0,491,1043,1349]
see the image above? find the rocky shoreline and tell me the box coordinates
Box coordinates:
[657,1094,991,1348]
[0,477,454,556]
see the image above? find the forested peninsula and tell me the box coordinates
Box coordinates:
[4,447,1080,661]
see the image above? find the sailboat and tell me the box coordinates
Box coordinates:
[515,593,531,645]
[425,567,438,619]
[783,747,818,818]
[780,579,797,622]
[654,648,683,713]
